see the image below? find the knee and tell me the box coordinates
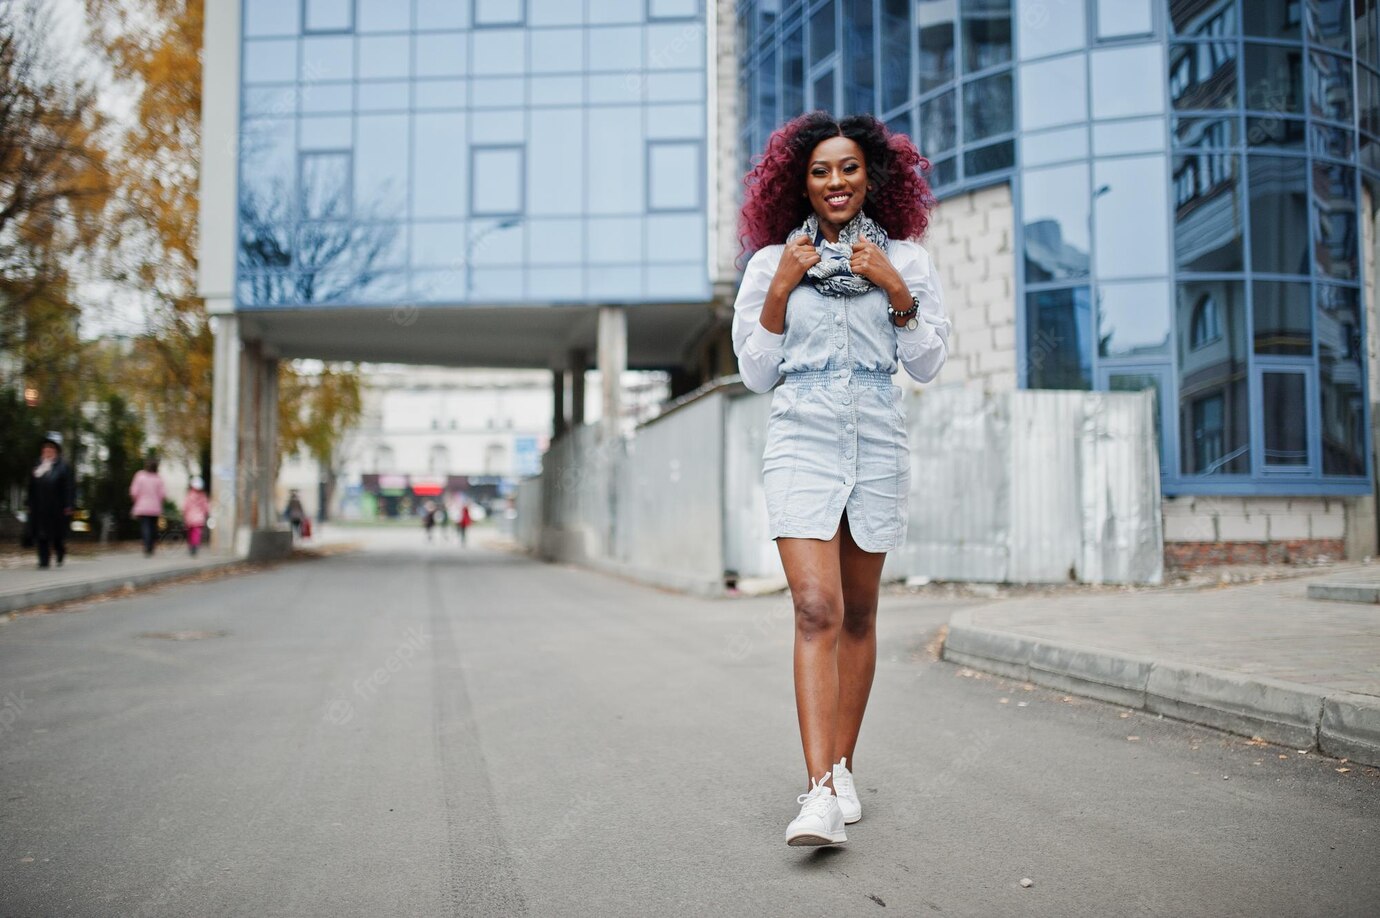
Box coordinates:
[794,590,842,640]
[841,601,876,639]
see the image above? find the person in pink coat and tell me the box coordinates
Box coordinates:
[182,476,210,556]
[129,457,166,557]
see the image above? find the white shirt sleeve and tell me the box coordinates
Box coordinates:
[889,240,951,384]
[731,245,788,393]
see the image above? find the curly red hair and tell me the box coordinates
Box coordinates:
[739,111,936,261]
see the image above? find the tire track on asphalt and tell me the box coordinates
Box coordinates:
[426,557,529,916]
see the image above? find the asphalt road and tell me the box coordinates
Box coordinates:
[1,536,1376,917]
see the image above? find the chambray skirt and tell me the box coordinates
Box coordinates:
[761,368,910,553]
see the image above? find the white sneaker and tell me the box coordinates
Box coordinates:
[833,757,862,825]
[785,773,847,846]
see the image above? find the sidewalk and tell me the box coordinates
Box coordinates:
[0,545,244,615]
[943,565,1380,768]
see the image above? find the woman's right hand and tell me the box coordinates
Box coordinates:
[770,235,821,292]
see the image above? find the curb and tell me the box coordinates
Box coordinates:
[0,560,244,615]
[943,609,1380,769]
[1305,582,1380,603]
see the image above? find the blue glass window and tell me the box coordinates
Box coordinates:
[1095,0,1152,39]
[1170,0,1236,38]
[1173,152,1243,273]
[1094,156,1168,279]
[474,0,525,27]
[782,26,805,119]
[1252,281,1312,356]
[1318,285,1366,475]
[1309,51,1353,124]
[1020,56,1087,130]
[649,0,700,21]
[1261,373,1309,468]
[919,90,956,154]
[1243,43,1304,115]
[1090,45,1164,119]
[359,35,411,79]
[880,0,910,111]
[1023,162,1090,282]
[843,0,874,116]
[1177,280,1250,475]
[1026,287,1092,390]
[1169,42,1237,110]
[358,0,412,33]
[244,0,299,37]
[647,141,701,211]
[1313,162,1358,281]
[963,0,1010,71]
[470,146,525,216]
[1098,281,1171,358]
[962,72,1012,143]
[1243,1,1300,40]
[810,0,836,64]
[1248,154,1309,276]
[304,0,353,33]
[244,38,299,84]
[417,0,470,29]
[917,5,955,93]
[1017,0,1084,60]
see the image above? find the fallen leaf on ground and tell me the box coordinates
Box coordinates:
[1337,768,1351,774]
[1127,736,1140,741]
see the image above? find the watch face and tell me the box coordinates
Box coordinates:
[905,316,920,331]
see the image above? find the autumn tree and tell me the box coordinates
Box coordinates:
[278,362,363,521]
[0,0,111,505]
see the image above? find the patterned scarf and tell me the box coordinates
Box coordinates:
[785,212,890,297]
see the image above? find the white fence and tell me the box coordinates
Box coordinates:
[516,382,1163,591]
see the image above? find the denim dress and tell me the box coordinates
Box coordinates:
[732,240,951,554]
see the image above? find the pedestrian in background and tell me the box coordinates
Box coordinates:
[284,490,305,540]
[129,456,166,557]
[457,501,472,547]
[733,112,949,847]
[422,500,437,541]
[182,476,209,556]
[25,431,75,569]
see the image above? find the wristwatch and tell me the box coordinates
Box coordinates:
[888,293,921,329]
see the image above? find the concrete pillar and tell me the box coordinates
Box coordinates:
[569,348,587,427]
[597,305,627,440]
[210,314,241,553]
[552,368,567,439]
[257,355,279,529]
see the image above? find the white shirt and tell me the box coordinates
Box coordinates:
[730,239,952,393]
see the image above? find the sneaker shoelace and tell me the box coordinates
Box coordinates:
[796,772,835,817]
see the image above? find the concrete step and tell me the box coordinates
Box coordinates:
[1306,582,1380,603]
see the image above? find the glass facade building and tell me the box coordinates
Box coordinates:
[738,0,1376,495]
[236,0,709,309]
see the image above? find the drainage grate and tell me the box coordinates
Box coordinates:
[139,630,228,641]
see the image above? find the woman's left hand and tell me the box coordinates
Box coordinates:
[849,240,904,292]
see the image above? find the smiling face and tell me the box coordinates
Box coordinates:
[805,135,869,242]
[40,444,57,462]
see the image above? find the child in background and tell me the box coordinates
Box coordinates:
[183,477,210,556]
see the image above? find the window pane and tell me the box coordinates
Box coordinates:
[812,68,836,112]
[360,81,411,111]
[880,0,910,111]
[588,0,640,25]
[810,0,836,63]
[1174,116,1238,148]
[1091,45,1163,119]
[963,139,1013,175]
[649,0,699,18]
[1248,154,1309,276]
[1020,55,1087,130]
[962,72,1012,143]
[530,28,584,73]
[1023,125,1088,165]
[1017,0,1084,59]
[1309,51,1352,123]
[1094,156,1168,279]
[919,89,956,152]
[963,0,1011,71]
[1173,152,1243,273]
[1169,42,1237,111]
[528,108,582,215]
[358,35,410,79]
[472,29,525,74]
[1243,1,1299,40]
[355,114,408,216]
[586,107,643,214]
[1313,162,1358,280]
[413,113,465,217]
[300,152,351,220]
[358,0,412,32]
[758,46,778,139]
[1107,372,1167,469]
[305,0,353,32]
[925,155,957,187]
[1098,281,1171,357]
[1252,281,1312,355]
[471,146,525,216]
[844,0,874,116]
[416,32,467,77]
[1262,373,1308,467]
[1308,123,1352,159]
[1246,116,1305,150]
[1096,0,1151,38]
[1307,0,1349,50]
[1023,162,1090,282]
[1170,0,1237,37]
[783,26,805,118]
[1092,118,1162,156]
[648,141,700,210]
[417,0,469,29]
[1026,287,1092,390]
[475,0,524,26]
[917,10,955,93]
[245,0,300,37]
[1242,43,1303,115]
[244,38,298,84]
[1177,280,1249,475]
[1318,285,1367,475]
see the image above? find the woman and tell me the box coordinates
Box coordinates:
[26,432,75,569]
[182,476,210,556]
[731,112,950,847]
[129,457,166,557]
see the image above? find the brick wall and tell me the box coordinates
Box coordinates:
[1161,495,1354,567]
[909,183,1018,393]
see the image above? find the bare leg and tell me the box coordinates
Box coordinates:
[833,515,886,771]
[777,529,844,788]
